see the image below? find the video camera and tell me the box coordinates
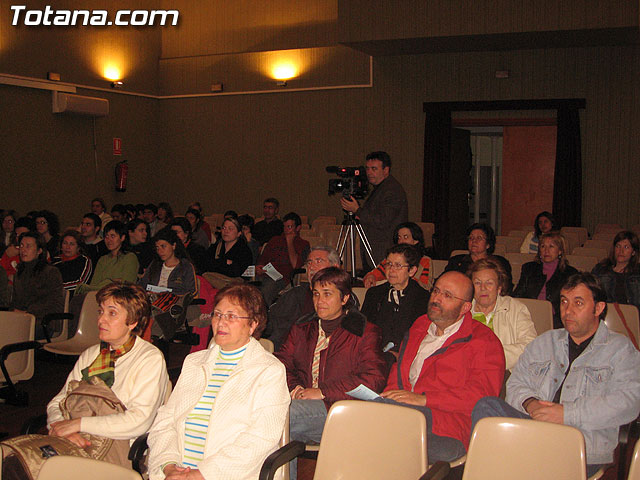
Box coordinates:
[326,166,368,199]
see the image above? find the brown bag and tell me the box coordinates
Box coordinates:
[0,434,91,480]
[59,377,131,467]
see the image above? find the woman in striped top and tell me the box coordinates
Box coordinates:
[147,284,290,480]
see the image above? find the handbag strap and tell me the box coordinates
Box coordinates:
[613,302,639,350]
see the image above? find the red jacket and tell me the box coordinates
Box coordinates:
[276,309,387,410]
[385,311,505,448]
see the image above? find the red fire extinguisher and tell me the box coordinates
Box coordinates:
[115,160,128,192]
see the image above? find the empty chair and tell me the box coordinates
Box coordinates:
[43,291,100,355]
[566,254,599,273]
[0,312,38,405]
[562,231,583,254]
[495,236,523,253]
[604,303,640,346]
[516,298,553,335]
[416,222,435,249]
[505,253,536,265]
[37,455,142,480]
[593,232,617,242]
[573,247,608,261]
[584,239,612,250]
[429,259,448,288]
[595,223,622,234]
[561,227,589,246]
[260,400,429,480]
[508,230,529,240]
[462,417,587,479]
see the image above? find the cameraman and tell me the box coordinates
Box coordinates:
[340,151,408,270]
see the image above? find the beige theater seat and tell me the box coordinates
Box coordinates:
[43,291,100,356]
[516,298,553,335]
[37,455,142,480]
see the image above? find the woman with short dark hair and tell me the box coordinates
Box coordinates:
[35,209,61,258]
[53,229,92,297]
[147,283,289,480]
[205,218,253,289]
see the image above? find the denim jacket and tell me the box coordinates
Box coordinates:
[506,321,640,464]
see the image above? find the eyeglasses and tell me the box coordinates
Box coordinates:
[387,262,410,270]
[213,311,252,322]
[306,257,329,267]
[431,286,469,302]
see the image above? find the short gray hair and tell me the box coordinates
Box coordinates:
[310,246,341,266]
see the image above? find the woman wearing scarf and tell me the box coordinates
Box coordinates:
[46,282,169,467]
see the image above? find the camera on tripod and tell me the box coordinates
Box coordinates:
[326,166,368,199]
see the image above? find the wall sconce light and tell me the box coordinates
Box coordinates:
[276,80,287,87]
[272,62,297,87]
[111,81,123,89]
[47,72,61,81]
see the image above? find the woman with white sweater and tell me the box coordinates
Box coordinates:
[147,283,290,480]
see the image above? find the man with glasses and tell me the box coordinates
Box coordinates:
[264,246,340,350]
[375,271,505,464]
[362,244,430,367]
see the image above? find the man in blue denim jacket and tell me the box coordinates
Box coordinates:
[472,272,640,475]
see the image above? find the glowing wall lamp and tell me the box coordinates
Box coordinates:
[103,64,124,88]
[272,62,297,87]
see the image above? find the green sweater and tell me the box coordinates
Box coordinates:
[76,252,139,294]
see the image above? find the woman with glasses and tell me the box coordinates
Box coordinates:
[445,223,513,293]
[204,218,253,289]
[276,267,387,476]
[468,258,536,370]
[592,230,640,310]
[148,283,289,480]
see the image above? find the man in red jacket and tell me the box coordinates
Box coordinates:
[378,271,505,463]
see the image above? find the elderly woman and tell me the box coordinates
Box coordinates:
[205,218,253,288]
[445,223,513,293]
[363,221,432,289]
[514,232,578,328]
[52,229,92,297]
[47,282,169,467]
[147,283,290,480]
[468,258,537,370]
[276,267,387,449]
[520,211,558,254]
[592,230,640,310]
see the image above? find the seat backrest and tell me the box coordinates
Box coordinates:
[584,239,611,251]
[505,253,536,265]
[561,231,582,254]
[604,303,640,346]
[516,298,553,335]
[627,438,640,480]
[313,400,427,480]
[462,417,586,480]
[565,254,599,273]
[595,223,622,234]
[492,244,506,256]
[495,236,523,253]
[37,455,142,480]
[508,230,529,240]
[43,291,100,355]
[561,227,588,246]
[592,232,616,243]
[0,312,35,383]
[572,247,608,261]
[259,338,275,353]
[351,287,368,307]
[450,249,469,257]
[429,259,448,288]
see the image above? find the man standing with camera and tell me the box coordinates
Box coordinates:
[340,151,408,270]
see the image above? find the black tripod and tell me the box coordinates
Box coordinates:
[336,212,375,278]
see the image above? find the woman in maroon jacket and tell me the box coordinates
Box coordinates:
[275,267,387,452]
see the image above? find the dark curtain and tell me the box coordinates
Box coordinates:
[553,105,582,227]
[422,106,452,258]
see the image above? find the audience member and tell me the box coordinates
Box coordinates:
[109,203,128,223]
[205,218,253,289]
[80,213,107,269]
[188,202,213,242]
[135,203,146,220]
[125,204,137,223]
[91,197,112,227]
[35,209,61,258]
[11,231,64,339]
[252,197,284,246]
[276,267,386,476]
[139,228,197,340]
[0,209,16,256]
[127,218,154,275]
[265,246,341,351]
[1,217,34,283]
[472,273,640,477]
[520,211,558,254]
[375,271,505,463]
[76,221,139,296]
[592,230,640,310]
[144,203,167,237]
[340,151,409,270]
[446,222,513,293]
[238,214,260,263]
[157,202,173,224]
[256,212,310,305]
[468,258,536,370]
[363,221,431,289]
[52,229,93,298]
[362,244,430,366]
[514,232,578,328]
[147,284,289,480]
[170,217,208,275]
[47,282,169,467]
[185,207,210,248]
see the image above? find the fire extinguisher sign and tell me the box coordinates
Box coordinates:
[113,138,122,156]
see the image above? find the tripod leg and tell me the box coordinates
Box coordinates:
[354,222,376,268]
[349,223,357,277]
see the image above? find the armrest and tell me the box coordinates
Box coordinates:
[0,341,41,387]
[419,461,451,480]
[41,313,74,343]
[128,432,149,474]
[189,298,206,306]
[21,413,47,434]
[259,441,306,480]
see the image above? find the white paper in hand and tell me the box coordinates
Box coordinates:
[263,262,283,281]
[346,384,381,401]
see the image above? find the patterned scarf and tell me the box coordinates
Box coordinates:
[81,335,136,387]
